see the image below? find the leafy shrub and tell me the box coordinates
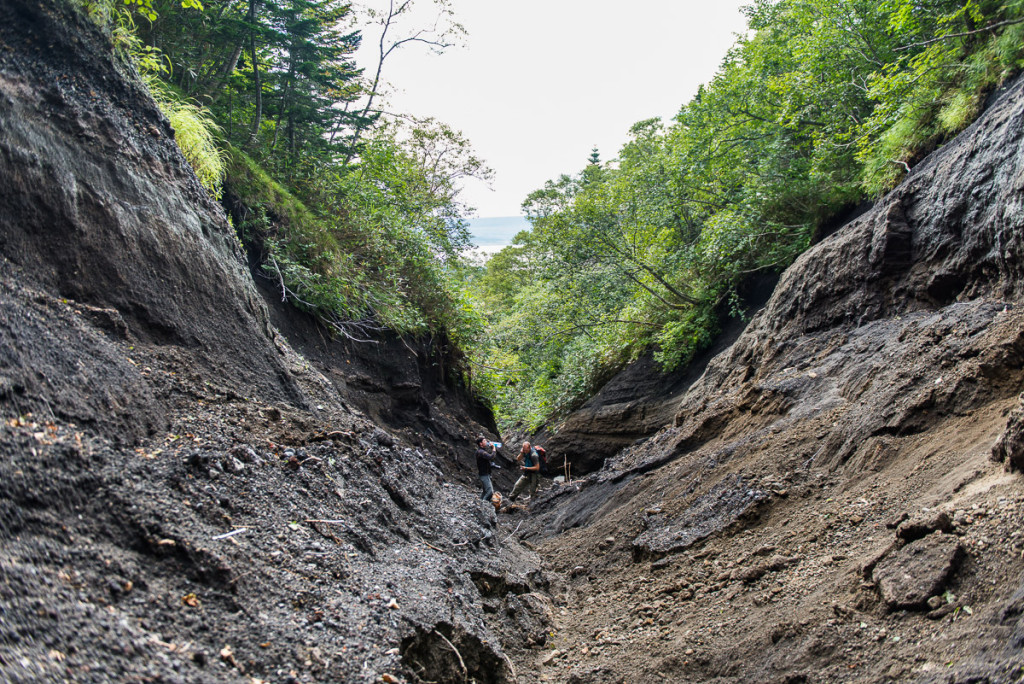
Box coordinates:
[150,83,226,197]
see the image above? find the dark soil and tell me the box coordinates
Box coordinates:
[0,3,536,682]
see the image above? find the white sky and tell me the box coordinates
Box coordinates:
[355,0,751,218]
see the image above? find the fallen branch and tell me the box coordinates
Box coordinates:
[323,314,381,344]
[502,521,524,543]
[228,567,260,586]
[501,651,518,682]
[434,630,468,683]
[304,519,350,525]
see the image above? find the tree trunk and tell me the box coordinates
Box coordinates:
[204,43,244,102]
[247,0,262,144]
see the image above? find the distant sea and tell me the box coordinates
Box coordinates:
[466,216,531,251]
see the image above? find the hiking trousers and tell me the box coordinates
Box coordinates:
[509,471,539,501]
[479,474,494,501]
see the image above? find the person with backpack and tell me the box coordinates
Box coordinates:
[474,436,498,502]
[508,441,543,502]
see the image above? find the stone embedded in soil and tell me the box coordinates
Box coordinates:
[731,554,800,582]
[897,510,953,542]
[631,478,768,559]
[992,393,1024,471]
[873,533,964,609]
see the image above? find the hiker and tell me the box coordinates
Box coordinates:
[475,436,497,502]
[508,441,541,502]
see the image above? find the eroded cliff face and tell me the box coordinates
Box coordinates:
[513,77,1024,682]
[0,0,303,442]
[533,276,776,475]
[0,3,535,683]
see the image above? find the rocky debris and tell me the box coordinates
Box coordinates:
[505,593,555,647]
[872,534,964,609]
[2,1,1024,683]
[0,392,533,683]
[896,510,954,542]
[632,476,768,559]
[916,578,1024,683]
[0,276,167,441]
[400,622,514,684]
[992,392,1024,472]
[730,554,800,583]
[0,0,308,441]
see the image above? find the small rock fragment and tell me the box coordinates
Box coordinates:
[896,511,953,542]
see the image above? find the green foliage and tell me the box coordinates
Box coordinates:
[468,0,1024,432]
[75,0,1024,432]
[77,0,492,386]
[653,305,719,370]
[226,147,316,229]
[224,120,489,342]
[150,83,226,196]
[76,0,226,197]
[225,146,374,332]
[135,0,372,179]
[858,0,1024,193]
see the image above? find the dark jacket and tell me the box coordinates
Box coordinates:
[475,446,494,475]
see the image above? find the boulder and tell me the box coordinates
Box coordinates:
[873,534,964,610]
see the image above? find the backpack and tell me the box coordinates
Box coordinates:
[534,446,548,474]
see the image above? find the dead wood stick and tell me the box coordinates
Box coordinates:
[502,521,524,543]
[501,651,518,682]
[229,567,260,586]
[212,528,249,541]
[434,630,468,683]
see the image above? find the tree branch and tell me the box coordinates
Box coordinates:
[895,18,1024,51]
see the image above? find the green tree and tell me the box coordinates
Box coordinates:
[468,0,1024,431]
